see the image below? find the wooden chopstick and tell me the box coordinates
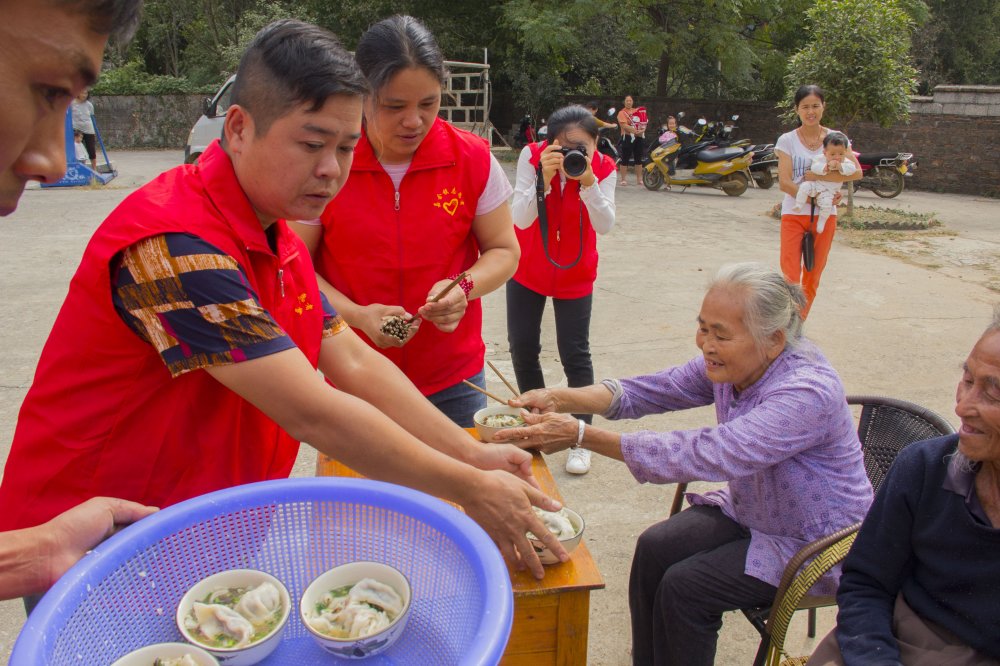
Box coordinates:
[462,379,509,404]
[407,272,469,324]
[486,360,520,398]
[429,271,468,304]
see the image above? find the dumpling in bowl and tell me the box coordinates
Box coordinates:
[348,578,404,617]
[530,506,576,539]
[234,581,281,626]
[338,602,393,638]
[307,577,404,640]
[188,602,254,648]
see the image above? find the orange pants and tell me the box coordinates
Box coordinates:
[780,213,836,319]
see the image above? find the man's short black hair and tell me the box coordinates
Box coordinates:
[58,0,143,42]
[231,19,369,136]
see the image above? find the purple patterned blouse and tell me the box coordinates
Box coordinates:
[609,342,872,593]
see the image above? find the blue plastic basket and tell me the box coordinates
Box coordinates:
[11,478,513,665]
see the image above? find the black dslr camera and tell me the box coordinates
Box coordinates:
[556,145,588,178]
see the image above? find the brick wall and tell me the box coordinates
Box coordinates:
[91,94,206,150]
[93,89,1000,196]
[570,87,1000,197]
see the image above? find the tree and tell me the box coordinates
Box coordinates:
[782,0,918,128]
[782,0,918,214]
[912,0,1000,91]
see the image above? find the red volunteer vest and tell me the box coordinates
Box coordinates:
[0,141,325,530]
[513,142,616,299]
[317,118,492,395]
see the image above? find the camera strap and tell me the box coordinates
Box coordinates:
[536,162,584,270]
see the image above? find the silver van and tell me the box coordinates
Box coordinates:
[184,75,235,164]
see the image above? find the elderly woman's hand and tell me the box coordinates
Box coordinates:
[508,388,560,414]
[493,410,579,454]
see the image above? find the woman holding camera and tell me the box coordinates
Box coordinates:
[508,105,617,475]
[291,15,518,427]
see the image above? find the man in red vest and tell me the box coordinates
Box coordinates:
[0,18,566,581]
[0,0,157,601]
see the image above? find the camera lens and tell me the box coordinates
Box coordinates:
[563,149,587,178]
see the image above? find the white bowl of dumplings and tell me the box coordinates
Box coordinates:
[527,506,585,565]
[300,561,412,659]
[176,569,291,666]
[110,642,219,666]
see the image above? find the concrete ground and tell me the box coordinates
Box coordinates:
[0,151,997,664]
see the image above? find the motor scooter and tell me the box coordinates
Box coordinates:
[597,126,621,165]
[748,143,777,189]
[854,151,915,198]
[643,131,755,196]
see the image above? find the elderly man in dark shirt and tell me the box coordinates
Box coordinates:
[810,307,1000,665]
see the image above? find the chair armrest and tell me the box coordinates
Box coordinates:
[762,522,861,664]
[669,482,689,516]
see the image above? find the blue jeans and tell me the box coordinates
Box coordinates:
[426,369,486,428]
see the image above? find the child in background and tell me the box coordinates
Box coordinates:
[657,115,679,146]
[657,115,679,176]
[71,91,98,173]
[73,131,88,164]
[793,131,856,233]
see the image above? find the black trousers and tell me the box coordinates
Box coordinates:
[505,279,594,424]
[629,505,778,666]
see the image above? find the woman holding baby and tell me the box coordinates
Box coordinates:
[775,84,862,319]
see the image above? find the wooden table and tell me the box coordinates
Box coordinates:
[315,430,605,665]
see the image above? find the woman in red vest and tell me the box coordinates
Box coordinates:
[507,105,617,474]
[291,15,518,427]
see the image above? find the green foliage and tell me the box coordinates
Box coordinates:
[91,60,216,95]
[782,0,918,128]
[912,0,1000,91]
[96,0,1000,114]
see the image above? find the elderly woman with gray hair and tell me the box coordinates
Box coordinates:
[495,262,872,666]
[808,308,1000,666]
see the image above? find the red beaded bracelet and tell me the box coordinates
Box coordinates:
[448,272,475,297]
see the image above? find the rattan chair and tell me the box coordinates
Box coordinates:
[761,522,861,666]
[665,394,955,666]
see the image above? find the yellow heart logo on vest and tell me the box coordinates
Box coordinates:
[433,187,465,216]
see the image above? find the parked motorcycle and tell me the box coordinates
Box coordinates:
[854,151,915,198]
[643,131,755,196]
[597,125,621,165]
[699,114,776,188]
[748,143,777,189]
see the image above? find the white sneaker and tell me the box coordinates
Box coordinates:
[565,448,591,475]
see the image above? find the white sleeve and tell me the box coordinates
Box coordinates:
[511,146,540,230]
[810,155,828,175]
[474,152,515,216]
[839,159,858,176]
[580,171,617,234]
[773,131,793,157]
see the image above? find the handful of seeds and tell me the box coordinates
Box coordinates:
[380,315,411,342]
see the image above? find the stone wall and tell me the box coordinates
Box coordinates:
[92,94,206,150]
